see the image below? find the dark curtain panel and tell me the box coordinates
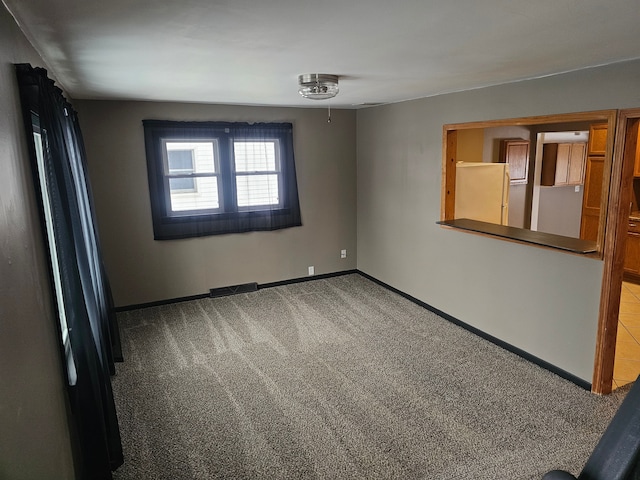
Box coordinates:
[15,64,123,479]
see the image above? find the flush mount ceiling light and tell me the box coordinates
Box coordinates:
[298,74,339,100]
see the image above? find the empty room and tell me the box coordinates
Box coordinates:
[2,1,640,479]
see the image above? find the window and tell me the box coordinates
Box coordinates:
[31,114,77,386]
[164,142,218,210]
[234,141,281,208]
[143,121,302,239]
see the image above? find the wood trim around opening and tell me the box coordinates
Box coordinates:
[442,129,457,221]
[441,109,617,258]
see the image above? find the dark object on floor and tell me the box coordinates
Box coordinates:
[542,375,640,480]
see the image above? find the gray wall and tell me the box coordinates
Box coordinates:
[75,101,357,307]
[0,4,75,479]
[357,59,640,383]
[537,186,584,237]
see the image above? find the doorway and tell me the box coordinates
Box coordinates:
[612,117,640,389]
[592,110,640,394]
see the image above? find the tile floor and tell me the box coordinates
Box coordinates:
[614,281,640,389]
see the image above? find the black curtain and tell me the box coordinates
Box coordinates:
[15,64,123,479]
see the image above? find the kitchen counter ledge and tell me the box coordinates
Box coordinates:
[437,218,598,254]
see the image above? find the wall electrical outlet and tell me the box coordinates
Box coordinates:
[341,249,347,259]
[308,266,315,276]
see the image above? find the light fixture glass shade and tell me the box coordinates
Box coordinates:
[298,74,339,100]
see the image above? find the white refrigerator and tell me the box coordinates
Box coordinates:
[455,162,510,225]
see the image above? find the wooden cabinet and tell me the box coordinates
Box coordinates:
[580,123,608,242]
[588,123,608,155]
[541,143,558,186]
[558,143,586,185]
[625,221,640,276]
[540,142,586,186]
[500,139,529,185]
[634,122,640,177]
[567,143,587,185]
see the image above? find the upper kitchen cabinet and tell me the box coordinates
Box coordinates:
[540,142,587,186]
[556,142,586,186]
[500,139,529,185]
[588,123,608,155]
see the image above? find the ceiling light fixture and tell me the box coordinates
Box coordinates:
[298,74,339,100]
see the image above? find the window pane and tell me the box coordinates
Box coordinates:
[166,142,216,174]
[234,141,276,172]
[169,177,219,211]
[167,149,194,173]
[170,177,196,192]
[236,174,279,207]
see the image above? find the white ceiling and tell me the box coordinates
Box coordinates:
[5,0,640,108]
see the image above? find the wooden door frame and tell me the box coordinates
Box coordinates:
[592,108,640,394]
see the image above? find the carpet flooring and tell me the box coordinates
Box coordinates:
[111,273,627,480]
